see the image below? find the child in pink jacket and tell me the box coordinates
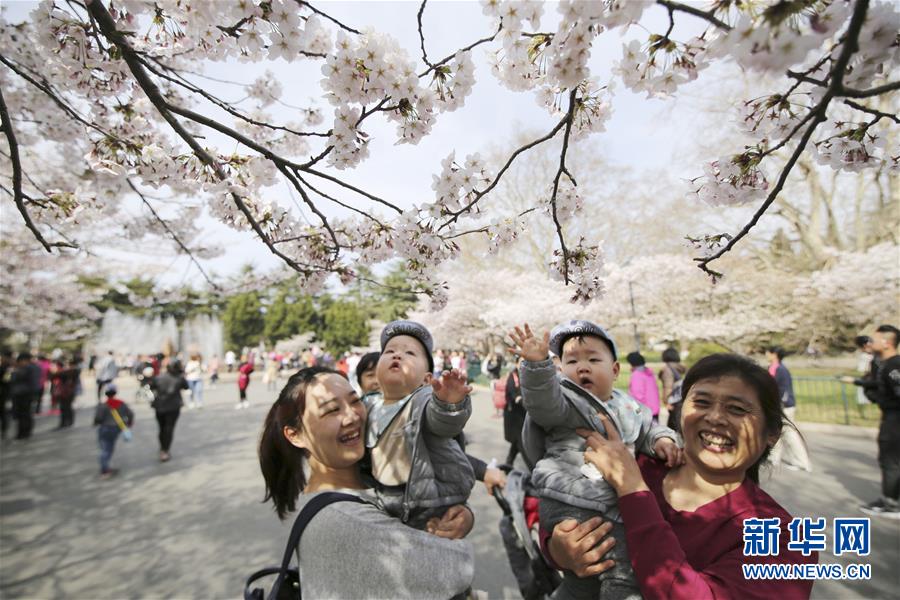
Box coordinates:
[627,351,660,424]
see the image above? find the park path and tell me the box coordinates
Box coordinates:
[0,374,897,599]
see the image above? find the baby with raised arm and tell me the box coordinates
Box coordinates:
[362,320,476,529]
[510,320,682,600]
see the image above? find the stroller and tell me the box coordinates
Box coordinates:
[492,466,561,600]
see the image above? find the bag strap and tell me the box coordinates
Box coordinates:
[267,492,366,600]
[110,408,129,433]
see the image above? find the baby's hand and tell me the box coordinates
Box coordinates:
[654,437,683,468]
[507,323,550,362]
[432,369,472,404]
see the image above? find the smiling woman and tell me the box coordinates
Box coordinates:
[550,354,817,600]
[258,367,474,599]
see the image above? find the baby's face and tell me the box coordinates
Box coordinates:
[560,335,619,400]
[376,335,431,399]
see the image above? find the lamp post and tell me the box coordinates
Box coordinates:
[628,280,640,352]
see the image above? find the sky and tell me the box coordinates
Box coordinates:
[4,1,760,288]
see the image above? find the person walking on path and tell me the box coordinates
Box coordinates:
[95,351,118,403]
[236,358,254,409]
[0,350,13,440]
[51,359,80,429]
[659,347,687,431]
[502,356,526,467]
[854,325,900,519]
[35,354,51,415]
[207,354,220,388]
[151,361,187,462]
[627,351,661,425]
[10,353,41,440]
[184,353,204,409]
[766,347,811,472]
[93,384,134,479]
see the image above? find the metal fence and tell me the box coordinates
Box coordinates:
[793,377,881,427]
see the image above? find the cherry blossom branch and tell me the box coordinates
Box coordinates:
[695,0,871,277]
[296,1,362,35]
[141,57,330,138]
[655,0,731,32]
[126,179,220,290]
[439,114,570,229]
[838,80,900,98]
[417,1,434,68]
[419,28,500,77]
[548,90,578,282]
[843,99,900,124]
[0,85,74,253]
[294,172,387,226]
[86,0,318,276]
[302,166,403,213]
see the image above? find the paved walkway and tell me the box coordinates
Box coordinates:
[0,375,897,599]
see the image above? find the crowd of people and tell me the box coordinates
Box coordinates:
[255,317,900,600]
[3,318,897,599]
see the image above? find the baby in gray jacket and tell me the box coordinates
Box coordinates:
[510,320,682,600]
[362,320,475,530]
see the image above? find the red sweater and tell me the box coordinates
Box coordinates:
[619,456,816,599]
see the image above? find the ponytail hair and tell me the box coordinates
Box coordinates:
[259,366,341,520]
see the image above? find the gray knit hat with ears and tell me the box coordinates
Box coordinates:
[548,320,618,360]
[380,320,435,372]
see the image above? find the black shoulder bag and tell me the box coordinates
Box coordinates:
[244,492,366,600]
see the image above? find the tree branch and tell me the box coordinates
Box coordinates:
[296,1,362,34]
[85,0,316,276]
[844,99,900,124]
[417,1,434,68]
[0,85,74,252]
[439,114,570,229]
[548,90,578,283]
[838,80,900,98]
[655,0,731,32]
[695,0,871,276]
[126,179,220,290]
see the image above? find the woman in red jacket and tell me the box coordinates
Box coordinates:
[547,354,816,600]
[236,358,254,410]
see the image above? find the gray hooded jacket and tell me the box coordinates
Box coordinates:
[363,385,475,523]
[520,358,677,520]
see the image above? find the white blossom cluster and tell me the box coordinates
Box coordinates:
[3,0,899,315]
[690,154,769,207]
[544,179,583,223]
[813,122,893,172]
[549,237,606,305]
[430,152,492,216]
[486,214,525,255]
[615,36,709,98]
[710,1,851,73]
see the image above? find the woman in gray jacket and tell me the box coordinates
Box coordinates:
[259,367,475,600]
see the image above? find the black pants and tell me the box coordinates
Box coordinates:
[96,379,111,402]
[13,395,34,439]
[505,440,521,467]
[59,396,75,428]
[878,415,900,503]
[0,397,8,439]
[33,386,44,414]
[155,409,180,452]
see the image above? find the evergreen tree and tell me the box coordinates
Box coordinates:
[264,291,316,343]
[320,300,369,355]
[223,291,264,350]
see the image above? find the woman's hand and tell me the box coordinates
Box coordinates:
[548,517,616,578]
[482,467,507,495]
[577,415,649,496]
[425,504,474,539]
